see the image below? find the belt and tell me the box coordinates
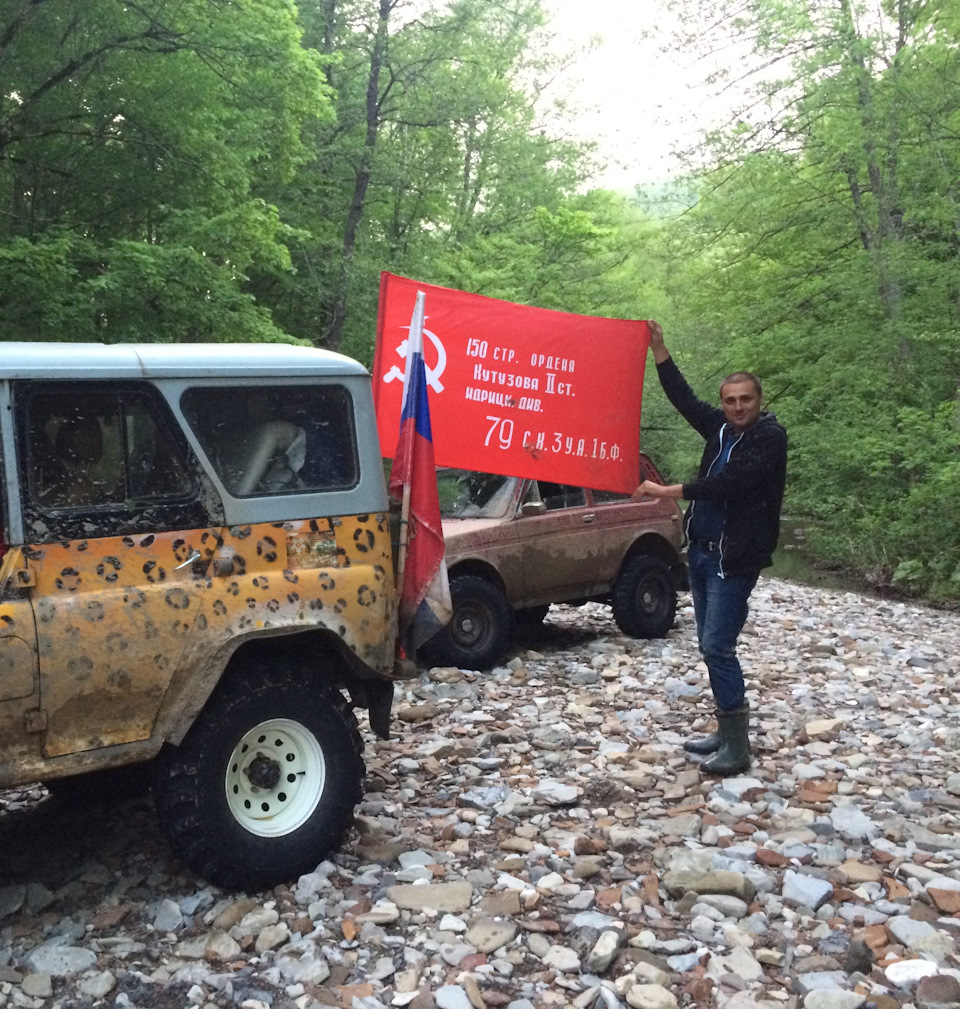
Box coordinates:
[691,537,721,553]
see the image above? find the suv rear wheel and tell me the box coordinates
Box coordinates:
[153,659,363,890]
[428,575,511,670]
[612,554,677,639]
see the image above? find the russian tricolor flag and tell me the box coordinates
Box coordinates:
[389,291,452,656]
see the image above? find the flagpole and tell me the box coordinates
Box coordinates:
[393,290,426,609]
[396,482,412,601]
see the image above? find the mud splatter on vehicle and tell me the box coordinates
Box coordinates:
[0,343,404,889]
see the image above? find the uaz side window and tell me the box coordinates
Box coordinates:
[23,387,194,512]
[181,385,358,497]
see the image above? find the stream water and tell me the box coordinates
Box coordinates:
[767,518,873,595]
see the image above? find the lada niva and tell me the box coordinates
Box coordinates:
[429,454,686,668]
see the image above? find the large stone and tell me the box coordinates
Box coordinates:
[660,869,756,902]
[696,894,749,919]
[884,959,940,991]
[542,944,581,973]
[436,985,474,1009]
[805,719,844,740]
[177,931,241,961]
[274,950,331,986]
[386,882,473,913]
[915,973,960,1009]
[531,780,580,805]
[152,898,184,932]
[585,930,625,973]
[887,917,955,964]
[709,946,764,983]
[928,887,960,915]
[837,860,883,885]
[354,899,400,924]
[908,826,960,853]
[77,971,116,1000]
[782,869,834,910]
[829,806,879,842]
[24,945,97,977]
[255,923,290,953]
[803,993,866,1009]
[464,917,518,953]
[795,973,852,995]
[625,984,679,1009]
[20,974,53,998]
[607,826,659,852]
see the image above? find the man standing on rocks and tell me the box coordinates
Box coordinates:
[635,321,787,775]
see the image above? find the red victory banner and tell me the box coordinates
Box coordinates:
[373,272,651,493]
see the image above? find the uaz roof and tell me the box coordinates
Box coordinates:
[0,342,369,379]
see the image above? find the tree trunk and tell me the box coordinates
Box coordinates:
[838,0,908,354]
[324,0,392,351]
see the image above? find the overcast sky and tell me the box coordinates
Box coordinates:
[542,0,724,190]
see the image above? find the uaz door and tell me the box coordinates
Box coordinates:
[15,383,219,758]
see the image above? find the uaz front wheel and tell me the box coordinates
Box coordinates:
[154,659,363,890]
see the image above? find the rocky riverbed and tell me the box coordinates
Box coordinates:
[3,578,960,1009]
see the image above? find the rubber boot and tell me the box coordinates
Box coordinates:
[701,706,751,776]
[683,730,720,755]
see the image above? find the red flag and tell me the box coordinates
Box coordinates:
[374,272,649,493]
[390,292,452,655]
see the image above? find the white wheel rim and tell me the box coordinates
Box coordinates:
[224,718,326,837]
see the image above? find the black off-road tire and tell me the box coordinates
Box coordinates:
[611,554,677,639]
[428,575,512,670]
[153,660,363,891]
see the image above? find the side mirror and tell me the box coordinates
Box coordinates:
[520,500,547,517]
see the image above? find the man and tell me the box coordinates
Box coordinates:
[636,322,787,775]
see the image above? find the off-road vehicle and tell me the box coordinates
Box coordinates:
[0,342,400,889]
[430,454,686,669]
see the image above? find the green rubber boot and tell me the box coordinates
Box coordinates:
[683,730,721,755]
[701,706,751,776]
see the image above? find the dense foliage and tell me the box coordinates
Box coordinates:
[637,0,960,601]
[3,0,959,599]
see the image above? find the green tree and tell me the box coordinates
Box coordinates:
[647,0,960,598]
[0,0,328,342]
[260,0,596,359]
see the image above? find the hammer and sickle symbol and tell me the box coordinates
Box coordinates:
[382,325,447,393]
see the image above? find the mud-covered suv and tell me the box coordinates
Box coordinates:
[430,454,686,669]
[0,342,400,889]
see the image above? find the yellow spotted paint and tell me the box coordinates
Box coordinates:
[0,513,397,770]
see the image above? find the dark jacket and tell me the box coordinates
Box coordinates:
[657,357,787,576]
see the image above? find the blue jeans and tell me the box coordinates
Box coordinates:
[688,544,759,712]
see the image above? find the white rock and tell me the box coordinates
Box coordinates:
[436,985,473,1009]
[884,959,940,990]
[626,984,679,1009]
[803,993,865,1009]
[77,971,116,1000]
[542,944,581,972]
[24,945,97,977]
[782,869,834,910]
[829,805,879,841]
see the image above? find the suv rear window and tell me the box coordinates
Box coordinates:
[181,385,359,497]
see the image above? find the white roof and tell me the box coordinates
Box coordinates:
[0,342,369,379]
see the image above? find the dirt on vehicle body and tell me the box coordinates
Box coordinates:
[0,342,402,890]
[428,457,686,669]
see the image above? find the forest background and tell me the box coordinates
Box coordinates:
[1,0,957,601]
